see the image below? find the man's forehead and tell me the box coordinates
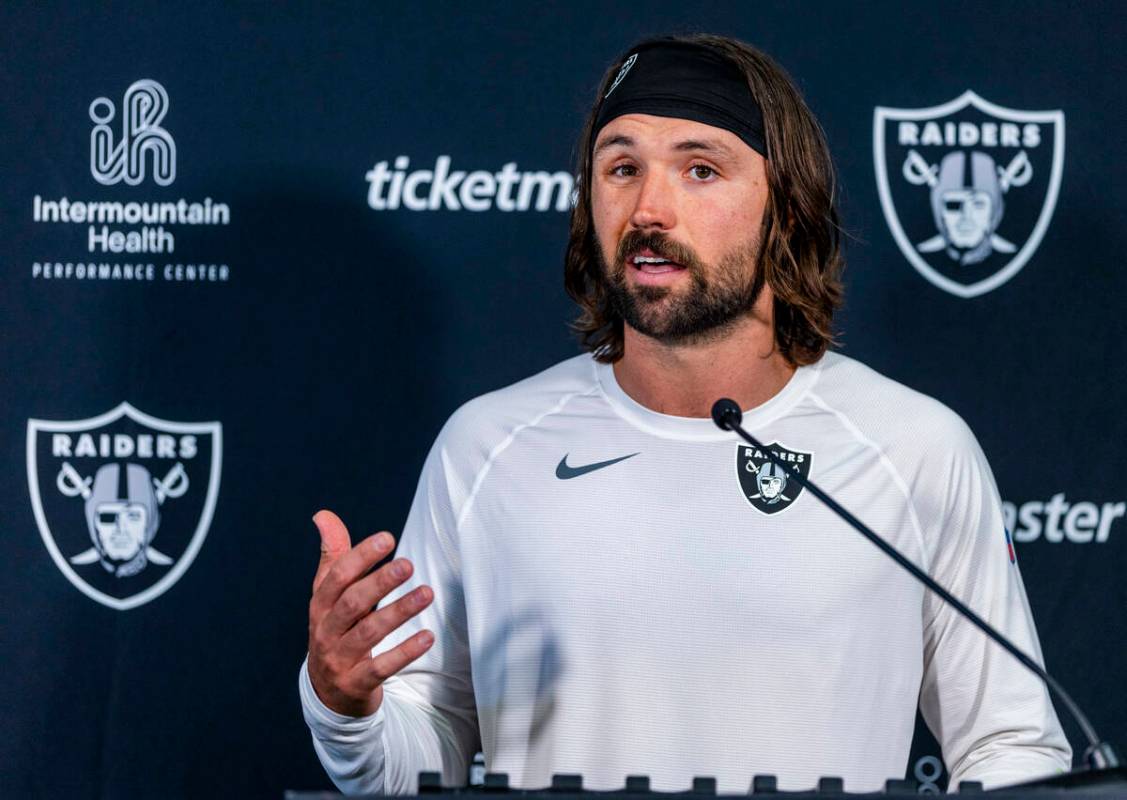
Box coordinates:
[594,113,754,160]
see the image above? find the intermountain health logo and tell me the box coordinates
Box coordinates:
[27,403,222,610]
[874,91,1065,298]
[29,78,231,284]
[89,79,176,186]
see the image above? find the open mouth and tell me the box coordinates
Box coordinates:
[629,248,686,275]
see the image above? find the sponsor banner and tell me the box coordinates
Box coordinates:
[28,79,232,284]
[365,155,574,212]
[1002,494,1125,544]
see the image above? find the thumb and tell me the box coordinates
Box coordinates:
[312,509,351,593]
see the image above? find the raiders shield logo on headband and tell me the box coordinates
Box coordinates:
[874,91,1064,298]
[736,443,812,515]
[27,403,222,610]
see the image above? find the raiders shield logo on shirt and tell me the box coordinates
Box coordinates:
[736,443,812,515]
[26,402,222,610]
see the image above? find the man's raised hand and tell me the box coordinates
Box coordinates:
[307,510,435,718]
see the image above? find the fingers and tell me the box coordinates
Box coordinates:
[350,629,436,693]
[338,583,434,659]
[312,510,352,594]
[322,557,421,638]
[306,511,434,719]
[310,530,396,619]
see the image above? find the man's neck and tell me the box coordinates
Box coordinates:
[613,314,796,419]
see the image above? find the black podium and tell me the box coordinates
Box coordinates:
[286,765,1127,799]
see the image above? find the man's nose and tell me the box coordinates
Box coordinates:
[629,170,677,231]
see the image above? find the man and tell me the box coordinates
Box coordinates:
[301,35,1071,793]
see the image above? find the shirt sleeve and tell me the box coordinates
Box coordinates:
[300,428,480,794]
[917,419,1072,790]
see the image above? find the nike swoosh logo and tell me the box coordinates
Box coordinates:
[555,452,639,479]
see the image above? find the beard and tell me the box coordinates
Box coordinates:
[602,229,765,345]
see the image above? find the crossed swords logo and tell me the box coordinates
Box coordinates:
[56,460,188,566]
[902,148,1032,255]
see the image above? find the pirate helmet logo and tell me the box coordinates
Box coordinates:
[874,91,1065,297]
[928,150,1017,263]
[67,461,190,577]
[736,443,812,515]
[755,461,790,504]
[27,403,221,610]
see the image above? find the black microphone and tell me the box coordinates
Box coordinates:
[710,397,743,432]
[710,397,1121,777]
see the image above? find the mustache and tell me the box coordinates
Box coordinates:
[613,230,705,273]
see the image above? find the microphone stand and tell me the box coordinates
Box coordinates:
[710,398,1122,785]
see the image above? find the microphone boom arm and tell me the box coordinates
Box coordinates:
[710,398,1119,771]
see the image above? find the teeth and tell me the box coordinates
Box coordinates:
[634,256,670,264]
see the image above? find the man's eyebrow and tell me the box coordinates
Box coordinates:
[593,134,634,156]
[672,138,738,159]
[592,134,740,159]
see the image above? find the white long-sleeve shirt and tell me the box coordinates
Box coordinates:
[300,351,1071,793]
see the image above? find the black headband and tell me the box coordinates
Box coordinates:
[593,41,767,157]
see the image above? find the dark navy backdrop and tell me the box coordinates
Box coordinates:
[2,2,1123,797]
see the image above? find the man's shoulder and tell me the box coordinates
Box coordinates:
[436,353,600,453]
[813,351,978,451]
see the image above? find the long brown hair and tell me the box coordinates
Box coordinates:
[564,34,844,365]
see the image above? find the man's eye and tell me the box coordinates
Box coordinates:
[610,164,638,177]
[690,165,716,180]
[99,513,117,524]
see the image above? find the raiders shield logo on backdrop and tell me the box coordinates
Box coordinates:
[874,91,1064,298]
[27,403,222,610]
[736,443,812,515]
